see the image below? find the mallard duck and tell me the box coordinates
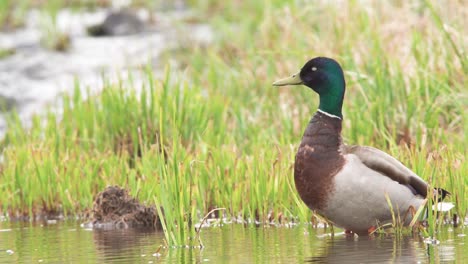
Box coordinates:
[273,57,452,235]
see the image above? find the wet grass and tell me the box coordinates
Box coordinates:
[1,0,467,245]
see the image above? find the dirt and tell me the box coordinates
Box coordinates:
[90,186,161,229]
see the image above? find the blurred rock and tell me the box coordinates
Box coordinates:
[87,10,146,36]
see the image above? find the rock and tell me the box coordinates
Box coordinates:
[87,10,146,36]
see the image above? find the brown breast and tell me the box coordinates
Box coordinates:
[294,112,345,211]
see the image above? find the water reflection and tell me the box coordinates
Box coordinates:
[91,228,164,263]
[307,234,428,263]
[0,221,465,263]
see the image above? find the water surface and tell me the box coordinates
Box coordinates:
[1,221,466,263]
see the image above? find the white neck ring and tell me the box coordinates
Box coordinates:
[318,109,341,120]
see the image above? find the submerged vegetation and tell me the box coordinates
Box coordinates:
[0,0,466,245]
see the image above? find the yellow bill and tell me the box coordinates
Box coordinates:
[272,71,302,86]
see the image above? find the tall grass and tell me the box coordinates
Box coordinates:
[0,0,466,244]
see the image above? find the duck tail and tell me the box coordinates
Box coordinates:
[432,188,454,212]
[433,202,455,212]
[436,188,450,202]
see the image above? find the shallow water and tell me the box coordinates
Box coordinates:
[0,221,466,263]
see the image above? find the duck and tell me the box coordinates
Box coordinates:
[273,57,452,235]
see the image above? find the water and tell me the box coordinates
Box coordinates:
[0,221,466,263]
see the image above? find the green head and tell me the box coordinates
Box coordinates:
[273,57,346,119]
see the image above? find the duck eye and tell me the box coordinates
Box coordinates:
[311,67,317,71]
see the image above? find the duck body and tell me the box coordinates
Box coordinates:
[295,112,425,234]
[273,57,451,235]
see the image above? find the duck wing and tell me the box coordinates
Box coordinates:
[344,145,431,198]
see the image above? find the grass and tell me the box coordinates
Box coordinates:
[0,48,15,59]
[37,0,71,51]
[0,0,30,30]
[0,0,467,245]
